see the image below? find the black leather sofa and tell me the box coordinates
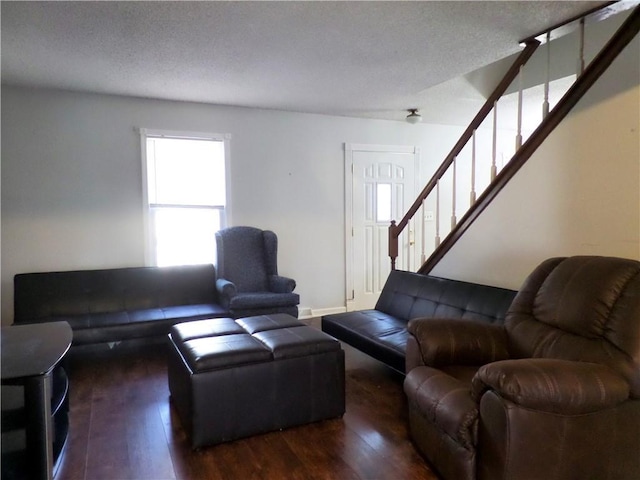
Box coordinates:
[13,264,229,345]
[321,270,517,373]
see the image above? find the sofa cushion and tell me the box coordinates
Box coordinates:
[322,270,517,373]
[229,292,300,309]
[322,310,409,372]
[44,303,228,331]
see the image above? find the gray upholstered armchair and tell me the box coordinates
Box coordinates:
[214,226,299,318]
[404,256,640,480]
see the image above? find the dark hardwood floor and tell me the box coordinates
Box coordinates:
[56,319,438,480]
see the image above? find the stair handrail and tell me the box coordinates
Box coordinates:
[388,40,540,270]
[417,4,640,274]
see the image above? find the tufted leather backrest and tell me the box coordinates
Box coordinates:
[14,264,219,322]
[375,270,517,324]
[215,226,278,293]
[506,256,640,397]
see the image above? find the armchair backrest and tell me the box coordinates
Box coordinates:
[506,256,640,396]
[215,226,278,292]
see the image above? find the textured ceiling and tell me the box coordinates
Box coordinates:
[1,1,609,122]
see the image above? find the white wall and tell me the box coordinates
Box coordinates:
[2,33,637,324]
[432,35,640,289]
[1,87,461,324]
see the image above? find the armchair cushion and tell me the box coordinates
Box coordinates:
[405,366,479,450]
[269,275,296,293]
[228,292,300,310]
[407,318,510,368]
[216,278,237,300]
[472,358,630,414]
[507,256,640,396]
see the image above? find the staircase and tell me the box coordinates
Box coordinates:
[388,2,640,274]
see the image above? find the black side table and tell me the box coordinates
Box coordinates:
[1,322,72,480]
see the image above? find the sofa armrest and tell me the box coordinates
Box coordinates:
[215,278,237,307]
[407,318,509,368]
[472,358,630,414]
[269,275,296,293]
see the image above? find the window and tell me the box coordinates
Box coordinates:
[141,129,229,267]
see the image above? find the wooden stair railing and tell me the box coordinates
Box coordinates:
[418,5,640,274]
[387,40,540,271]
[389,4,640,275]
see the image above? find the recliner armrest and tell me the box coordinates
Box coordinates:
[215,278,237,306]
[269,275,296,293]
[407,318,509,368]
[472,358,630,414]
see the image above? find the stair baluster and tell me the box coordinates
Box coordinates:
[388,4,639,274]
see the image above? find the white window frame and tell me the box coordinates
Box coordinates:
[139,128,232,266]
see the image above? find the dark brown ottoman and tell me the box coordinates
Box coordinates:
[167,313,345,448]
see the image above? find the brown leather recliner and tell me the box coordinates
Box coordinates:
[404,256,640,480]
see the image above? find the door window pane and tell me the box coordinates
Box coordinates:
[377,183,392,222]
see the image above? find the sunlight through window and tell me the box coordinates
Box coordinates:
[143,132,228,266]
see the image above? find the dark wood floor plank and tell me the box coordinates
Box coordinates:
[126,404,177,480]
[230,432,310,480]
[335,377,430,478]
[85,396,136,479]
[160,396,235,480]
[55,330,438,480]
[281,420,362,480]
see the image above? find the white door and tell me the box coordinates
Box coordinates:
[345,144,419,311]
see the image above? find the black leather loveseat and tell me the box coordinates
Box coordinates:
[322,270,517,373]
[13,264,229,345]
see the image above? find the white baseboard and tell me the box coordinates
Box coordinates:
[298,306,347,320]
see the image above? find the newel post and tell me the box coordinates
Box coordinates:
[388,220,398,271]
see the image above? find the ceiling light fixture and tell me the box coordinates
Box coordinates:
[406,108,422,124]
